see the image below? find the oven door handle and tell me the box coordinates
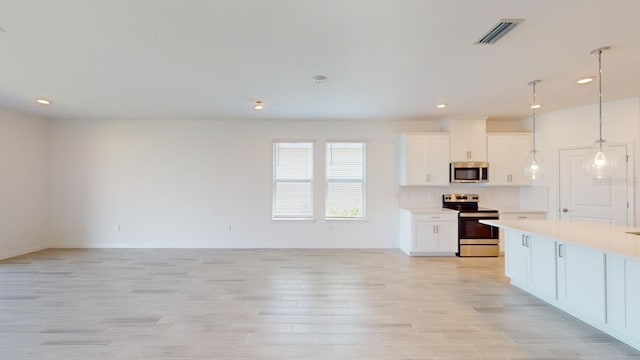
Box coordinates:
[459,212,499,218]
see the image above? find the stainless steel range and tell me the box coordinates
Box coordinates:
[442,194,500,257]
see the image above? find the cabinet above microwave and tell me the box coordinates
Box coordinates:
[442,118,487,162]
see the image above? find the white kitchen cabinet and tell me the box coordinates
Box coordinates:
[415,220,457,253]
[398,133,450,186]
[529,235,557,299]
[626,258,640,343]
[487,133,532,186]
[606,254,627,332]
[499,211,547,253]
[505,229,529,282]
[495,220,640,351]
[604,255,640,344]
[505,230,556,301]
[443,119,487,162]
[399,210,458,256]
[557,241,606,324]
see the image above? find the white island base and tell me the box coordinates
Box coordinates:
[482,219,640,351]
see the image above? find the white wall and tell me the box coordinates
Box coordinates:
[44,98,640,250]
[0,108,50,259]
[520,97,640,225]
[50,118,448,248]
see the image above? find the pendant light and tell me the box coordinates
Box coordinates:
[524,80,544,180]
[583,46,616,179]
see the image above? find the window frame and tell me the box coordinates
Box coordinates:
[272,141,314,220]
[325,142,367,220]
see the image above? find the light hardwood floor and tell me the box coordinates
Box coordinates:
[1,248,639,360]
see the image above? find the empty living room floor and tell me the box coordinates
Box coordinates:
[0,249,639,360]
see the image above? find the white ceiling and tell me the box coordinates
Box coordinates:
[1,0,640,121]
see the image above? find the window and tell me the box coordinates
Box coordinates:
[272,142,313,219]
[326,142,366,218]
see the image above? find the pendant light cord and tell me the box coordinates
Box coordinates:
[598,49,603,148]
[591,46,610,149]
[532,81,537,153]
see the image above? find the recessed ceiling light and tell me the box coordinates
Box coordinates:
[436,104,447,109]
[577,77,594,84]
[253,100,264,111]
[36,99,52,105]
[312,75,328,84]
[530,104,541,109]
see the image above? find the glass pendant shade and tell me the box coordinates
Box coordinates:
[524,149,544,180]
[582,46,616,179]
[583,139,616,179]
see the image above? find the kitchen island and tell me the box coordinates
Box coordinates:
[481,219,640,351]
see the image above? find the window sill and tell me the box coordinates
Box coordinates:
[325,217,369,222]
[272,218,316,222]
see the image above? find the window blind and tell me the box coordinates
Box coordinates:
[326,143,366,218]
[273,142,313,218]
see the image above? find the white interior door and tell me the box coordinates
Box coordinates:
[558,144,629,224]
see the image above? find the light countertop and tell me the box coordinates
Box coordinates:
[481,219,640,259]
[498,208,547,214]
[400,207,459,214]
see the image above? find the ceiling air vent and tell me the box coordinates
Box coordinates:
[475,19,524,44]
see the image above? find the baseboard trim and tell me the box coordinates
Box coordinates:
[0,245,50,261]
[53,243,397,249]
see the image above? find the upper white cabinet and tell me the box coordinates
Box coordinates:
[398,133,450,186]
[443,119,487,162]
[487,133,532,186]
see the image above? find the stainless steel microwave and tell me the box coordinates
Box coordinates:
[450,162,489,183]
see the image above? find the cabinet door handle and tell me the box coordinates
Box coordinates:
[558,244,564,258]
[435,225,439,234]
[521,234,526,246]
[517,216,527,219]
[431,216,440,219]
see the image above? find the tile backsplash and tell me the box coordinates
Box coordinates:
[399,185,548,211]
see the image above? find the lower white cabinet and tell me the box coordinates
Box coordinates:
[529,235,557,299]
[505,230,556,300]
[556,241,606,323]
[606,254,640,345]
[505,230,528,281]
[399,210,458,256]
[498,211,547,253]
[415,221,457,253]
[503,227,640,350]
[626,258,640,343]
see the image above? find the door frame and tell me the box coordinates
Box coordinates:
[557,142,635,226]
